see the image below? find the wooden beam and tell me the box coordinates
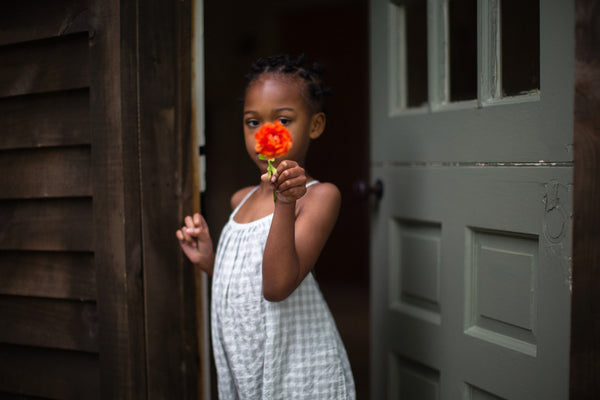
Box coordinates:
[88,0,147,396]
[570,0,600,398]
[137,0,198,397]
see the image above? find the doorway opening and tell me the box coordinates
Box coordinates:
[203,0,370,398]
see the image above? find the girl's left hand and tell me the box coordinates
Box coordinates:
[262,160,307,203]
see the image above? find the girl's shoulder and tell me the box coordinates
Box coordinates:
[299,181,341,215]
[230,186,256,210]
[306,181,340,200]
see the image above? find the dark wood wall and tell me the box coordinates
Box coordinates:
[0,0,198,398]
[0,1,99,397]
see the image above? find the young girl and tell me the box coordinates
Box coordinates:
[176,54,355,399]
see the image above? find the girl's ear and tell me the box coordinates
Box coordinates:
[309,112,326,139]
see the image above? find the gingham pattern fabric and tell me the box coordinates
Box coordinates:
[211,183,355,399]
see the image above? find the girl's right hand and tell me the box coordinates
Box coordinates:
[176,213,214,275]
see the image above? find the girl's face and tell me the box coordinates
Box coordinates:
[243,75,325,173]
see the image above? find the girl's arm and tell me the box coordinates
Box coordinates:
[176,213,215,276]
[262,161,341,302]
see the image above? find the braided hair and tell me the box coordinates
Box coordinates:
[245,54,332,113]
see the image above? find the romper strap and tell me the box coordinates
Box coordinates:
[230,186,260,221]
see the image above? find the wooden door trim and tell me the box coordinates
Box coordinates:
[136,0,198,398]
[89,0,147,396]
[90,0,198,397]
[570,0,600,398]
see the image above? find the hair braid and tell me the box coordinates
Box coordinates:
[245,54,332,113]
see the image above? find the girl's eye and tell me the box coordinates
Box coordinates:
[246,120,259,128]
[278,118,291,126]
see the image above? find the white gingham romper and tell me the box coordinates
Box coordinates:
[211,182,355,399]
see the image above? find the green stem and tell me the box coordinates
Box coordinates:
[267,159,276,202]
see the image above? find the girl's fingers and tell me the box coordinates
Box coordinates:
[276,185,307,203]
[199,214,210,232]
[276,175,307,192]
[185,215,195,230]
[185,226,201,238]
[184,215,203,236]
[259,160,308,199]
[276,163,304,181]
[177,229,196,249]
[181,227,193,243]
[179,215,208,240]
[276,160,298,175]
[276,171,305,190]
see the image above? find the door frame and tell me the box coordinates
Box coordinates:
[191,0,211,399]
[570,0,600,398]
[188,0,600,398]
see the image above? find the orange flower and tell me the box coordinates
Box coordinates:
[254,121,293,159]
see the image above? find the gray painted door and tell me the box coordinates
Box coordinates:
[369,1,573,399]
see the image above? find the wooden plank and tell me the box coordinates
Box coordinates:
[0,146,91,199]
[0,344,99,399]
[570,0,600,398]
[177,2,200,397]
[0,296,98,353]
[88,0,148,397]
[0,0,89,46]
[0,33,89,98]
[178,6,201,397]
[0,251,95,300]
[0,198,93,251]
[0,89,90,150]
[138,0,198,398]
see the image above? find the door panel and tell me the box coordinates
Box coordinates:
[372,166,571,399]
[370,1,573,399]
